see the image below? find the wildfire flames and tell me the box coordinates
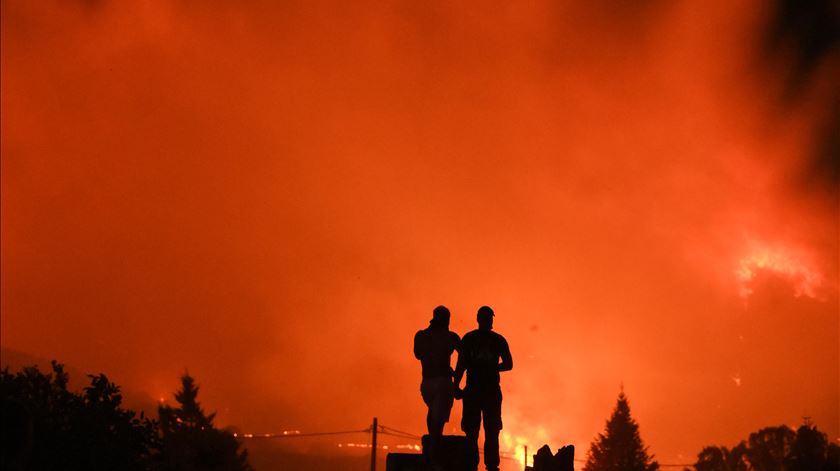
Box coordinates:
[1,1,837,468]
[735,242,823,302]
[501,424,554,469]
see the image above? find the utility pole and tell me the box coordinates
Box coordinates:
[370,417,378,471]
[523,445,528,471]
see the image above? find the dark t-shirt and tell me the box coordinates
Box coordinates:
[459,329,511,391]
[414,327,460,379]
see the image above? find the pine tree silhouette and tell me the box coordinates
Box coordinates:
[158,374,252,471]
[583,390,659,471]
[160,374,215,430]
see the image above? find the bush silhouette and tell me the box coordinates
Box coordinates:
[1,361,157,471]
[1,362,252,471]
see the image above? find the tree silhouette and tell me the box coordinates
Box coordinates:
[159,374,215,430]
[745,426,795,471]
[787,422,832,471]
[583,391,659,471]
[693,422,840,471]
[1,362,255,471]
[0,361,158,471]
[694,443,749,471]
[158,374,252,471]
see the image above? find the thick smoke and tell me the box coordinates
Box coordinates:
[1,0,836,466]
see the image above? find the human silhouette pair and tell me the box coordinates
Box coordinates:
[414,305,513,471]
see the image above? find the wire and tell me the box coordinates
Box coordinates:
[237,429,369,439]
[377,424,423,440]
[379,424,422,440]
[378,431,422,440]
[236,423,695,468]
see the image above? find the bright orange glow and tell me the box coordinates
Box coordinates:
[1,1,837,469]
[736,242,823,301]
[501,428,550,469]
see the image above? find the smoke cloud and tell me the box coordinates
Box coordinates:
[2,0,837,466]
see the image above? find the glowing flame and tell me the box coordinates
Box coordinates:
[338,443,396,450]
[501,433,530,468]
[501,426,552,469]
[395,444,423,451]
[735,245,822,301]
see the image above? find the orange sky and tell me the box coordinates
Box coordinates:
[1,1,838,468]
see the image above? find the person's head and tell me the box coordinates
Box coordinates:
[430,305,450,329]
[477,305,494,330]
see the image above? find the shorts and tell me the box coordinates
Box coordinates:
[420,376,455,423]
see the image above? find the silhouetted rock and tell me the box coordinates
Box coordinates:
[555,445,574,471]
[529,444,575,471]
[534,445,554,470]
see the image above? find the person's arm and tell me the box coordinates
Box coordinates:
[453,339,466,388]
[498,338,513,372]
[413,331,424,360]
[454,354,466,387]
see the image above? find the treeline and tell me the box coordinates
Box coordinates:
[3,364,838,471]
[581,391,839,471]
[694,424,840,471]
[0,361,252,471]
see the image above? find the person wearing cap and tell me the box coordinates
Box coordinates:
[453,306,513,471]
[414,305,461,466]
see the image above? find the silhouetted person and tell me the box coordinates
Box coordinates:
[414,305,461,467]
[454,306,513,471]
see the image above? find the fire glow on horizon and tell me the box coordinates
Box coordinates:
[1,1,837,469]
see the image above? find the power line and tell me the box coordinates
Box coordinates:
[235,423,695,468]
[379,431,421,440]
[236,429,368,439]
[379,425,422,440]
